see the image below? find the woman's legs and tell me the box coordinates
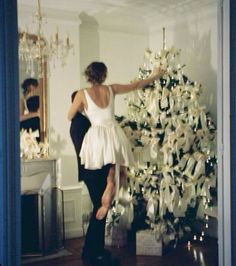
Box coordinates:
[82,166,110,258]
[96,165,116,220]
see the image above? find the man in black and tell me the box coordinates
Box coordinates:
[69,92,118,266]
[20,96,41,142]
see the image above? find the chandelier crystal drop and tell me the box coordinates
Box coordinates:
[19,0,74,78]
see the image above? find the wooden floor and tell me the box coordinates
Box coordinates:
[22,237,218,266]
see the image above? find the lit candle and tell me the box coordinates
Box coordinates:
[206,223,209,229]
[193,235,197,240]
[200,236,203,242]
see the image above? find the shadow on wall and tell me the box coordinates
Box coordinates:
[172,20,217,124]
[79,12,100,88]
[49,127,67,157]
[49,128,78,186]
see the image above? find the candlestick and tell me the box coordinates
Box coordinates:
[163,27,166,50]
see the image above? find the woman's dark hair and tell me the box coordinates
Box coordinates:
[21,78,39,96]
[84,62,107,84]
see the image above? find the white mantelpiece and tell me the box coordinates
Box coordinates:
[21,157,62,187]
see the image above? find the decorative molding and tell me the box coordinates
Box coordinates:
[64,199,77,223]
[18,4,82,25]
[149,1,217,33]
[21,158,58,188]
[18,0,217,33]
[65,228,84,239]
[62,185,83,239]
[61,184,83,191]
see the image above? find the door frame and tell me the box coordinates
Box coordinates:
[0,0,21,266]
[0,0,233,265]
[217,0,231,265]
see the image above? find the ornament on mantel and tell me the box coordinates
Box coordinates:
[20,129,49,159]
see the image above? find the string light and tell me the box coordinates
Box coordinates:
[187,241,191,251]
[193,249,197,261]
[199,251,205,264]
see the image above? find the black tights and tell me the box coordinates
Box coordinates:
[82,165,110,257]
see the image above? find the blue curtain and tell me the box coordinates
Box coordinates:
[0,0,20,265]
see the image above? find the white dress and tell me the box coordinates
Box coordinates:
[80,86,134,170]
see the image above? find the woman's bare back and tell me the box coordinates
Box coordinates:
[83,85,111,110]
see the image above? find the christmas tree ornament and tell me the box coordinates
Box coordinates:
[113,46,217,247]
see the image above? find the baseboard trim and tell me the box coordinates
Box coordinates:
[65,227,84,239]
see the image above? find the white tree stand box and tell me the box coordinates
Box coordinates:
[105,226,127,247]
[136,230,163,256]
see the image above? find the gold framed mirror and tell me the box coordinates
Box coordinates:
[19,33,48,143]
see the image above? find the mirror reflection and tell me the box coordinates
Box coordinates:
[19,54,47,143]
[19,77,40,141]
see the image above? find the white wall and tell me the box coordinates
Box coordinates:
[79,18,149,116]
[18,3,217,187]
[149,3,218,123]
[47,19,80,187]
[99,29,149,116]
[18,9,81,187]
[19,8,148,188]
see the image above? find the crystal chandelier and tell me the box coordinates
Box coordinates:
[19,0,74,78]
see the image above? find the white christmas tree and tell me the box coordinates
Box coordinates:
[116,46,217,245]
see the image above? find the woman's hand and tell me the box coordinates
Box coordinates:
[152,66,167,79]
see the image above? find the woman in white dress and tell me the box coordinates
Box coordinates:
[68,62,165,220]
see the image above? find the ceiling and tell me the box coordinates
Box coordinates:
[18,0,217,31]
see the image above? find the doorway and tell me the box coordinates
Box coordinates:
[0,0,231,265]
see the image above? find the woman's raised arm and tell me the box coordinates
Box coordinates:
[111,66,166,95]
